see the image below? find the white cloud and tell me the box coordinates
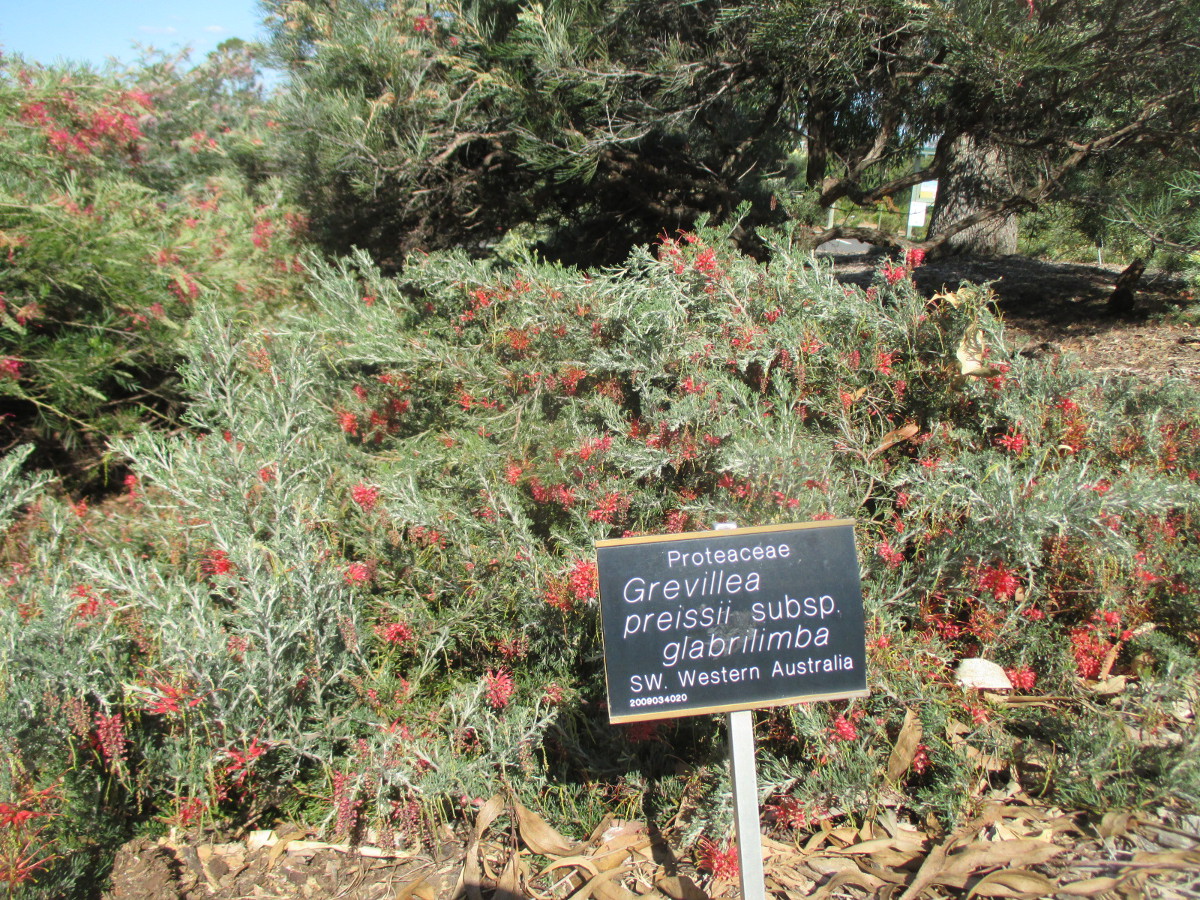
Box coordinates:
[204,26,227,34]
[138,25,179,35]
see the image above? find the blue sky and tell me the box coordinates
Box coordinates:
[1,0,269,69]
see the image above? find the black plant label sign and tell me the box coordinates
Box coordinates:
[596,521,868,723]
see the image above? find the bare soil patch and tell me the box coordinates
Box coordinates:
[827,251,1200,386]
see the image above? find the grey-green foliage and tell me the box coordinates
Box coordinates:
[0,445,51,531]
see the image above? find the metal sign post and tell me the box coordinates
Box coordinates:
[714,522,766,899]
[728,708,766,899]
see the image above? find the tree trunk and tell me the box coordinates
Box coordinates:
[926,133,1019,256]
[805,99,831,187]
[1107,258,1145,316]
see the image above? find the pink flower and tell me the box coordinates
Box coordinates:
[694,247,719,274]
[625,721,659,743]
[875,350,899,377]
[225,738,266,786]
[0,358,22,379]
[905,248,926,269]
[912,743,930,774]
[251,219,273,249]
[882,262,906,285]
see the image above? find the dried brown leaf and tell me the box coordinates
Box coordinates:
[931,291,964,308]
[966,868,1058,898]
[896,835,953,900]
[1057,876,1121,895]
[1129,848,1200,868]
[828,826,859,846]
[495,854,523,900]
[392,877,437,900]
[869,423,920,461]
[1097,811,1139,839]
[1088,675,1128,696]
[655,875,710,900]
[515,801,580,857]
[571,866,637,900]
[265,830,307,870]
[942,840,1063,879]
[837,838,925,856]
[804,856,866,878]
[540,856,600,879]
[887,709,925,785]
[957,328,1002,377]
[763,865,815,894]
[592,828,651,871]
[809,869,887,900]
[459,795,507,900]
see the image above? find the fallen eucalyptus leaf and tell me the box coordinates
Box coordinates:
[515,800,580,857]
[956,658,1013,691]
[886,708,925,785]
[956,328,1002,378]
[655,875,709,900]
[966,868,1058,898]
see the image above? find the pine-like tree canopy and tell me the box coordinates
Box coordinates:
[264,0,1200,265]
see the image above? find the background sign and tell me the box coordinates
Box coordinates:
[597,521,867,723]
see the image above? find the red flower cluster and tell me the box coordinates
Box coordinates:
[829,715,859,742]
[484,667,515,709]
[877,540,905,569]
[696,837,739,880]
[71,583,113,619]
[376,621,414,646]
[201,548,235,577]
[351,482,380,512]
[976,562,1020,600]
[588,491,630,524]
[576,434,612,461]
[1005,666,1037,691]
[995,429,1028,453]
[94,712,128,766]
[144,682,205,717]
[225,738,266,787]
[567,558,599,603]
[344,563,372,585]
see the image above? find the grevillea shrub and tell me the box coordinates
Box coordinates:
[0,56,306,480]
[3,224,1199,893]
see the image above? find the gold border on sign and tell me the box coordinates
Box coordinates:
[597,520,865,723]
[595,519,855,550]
